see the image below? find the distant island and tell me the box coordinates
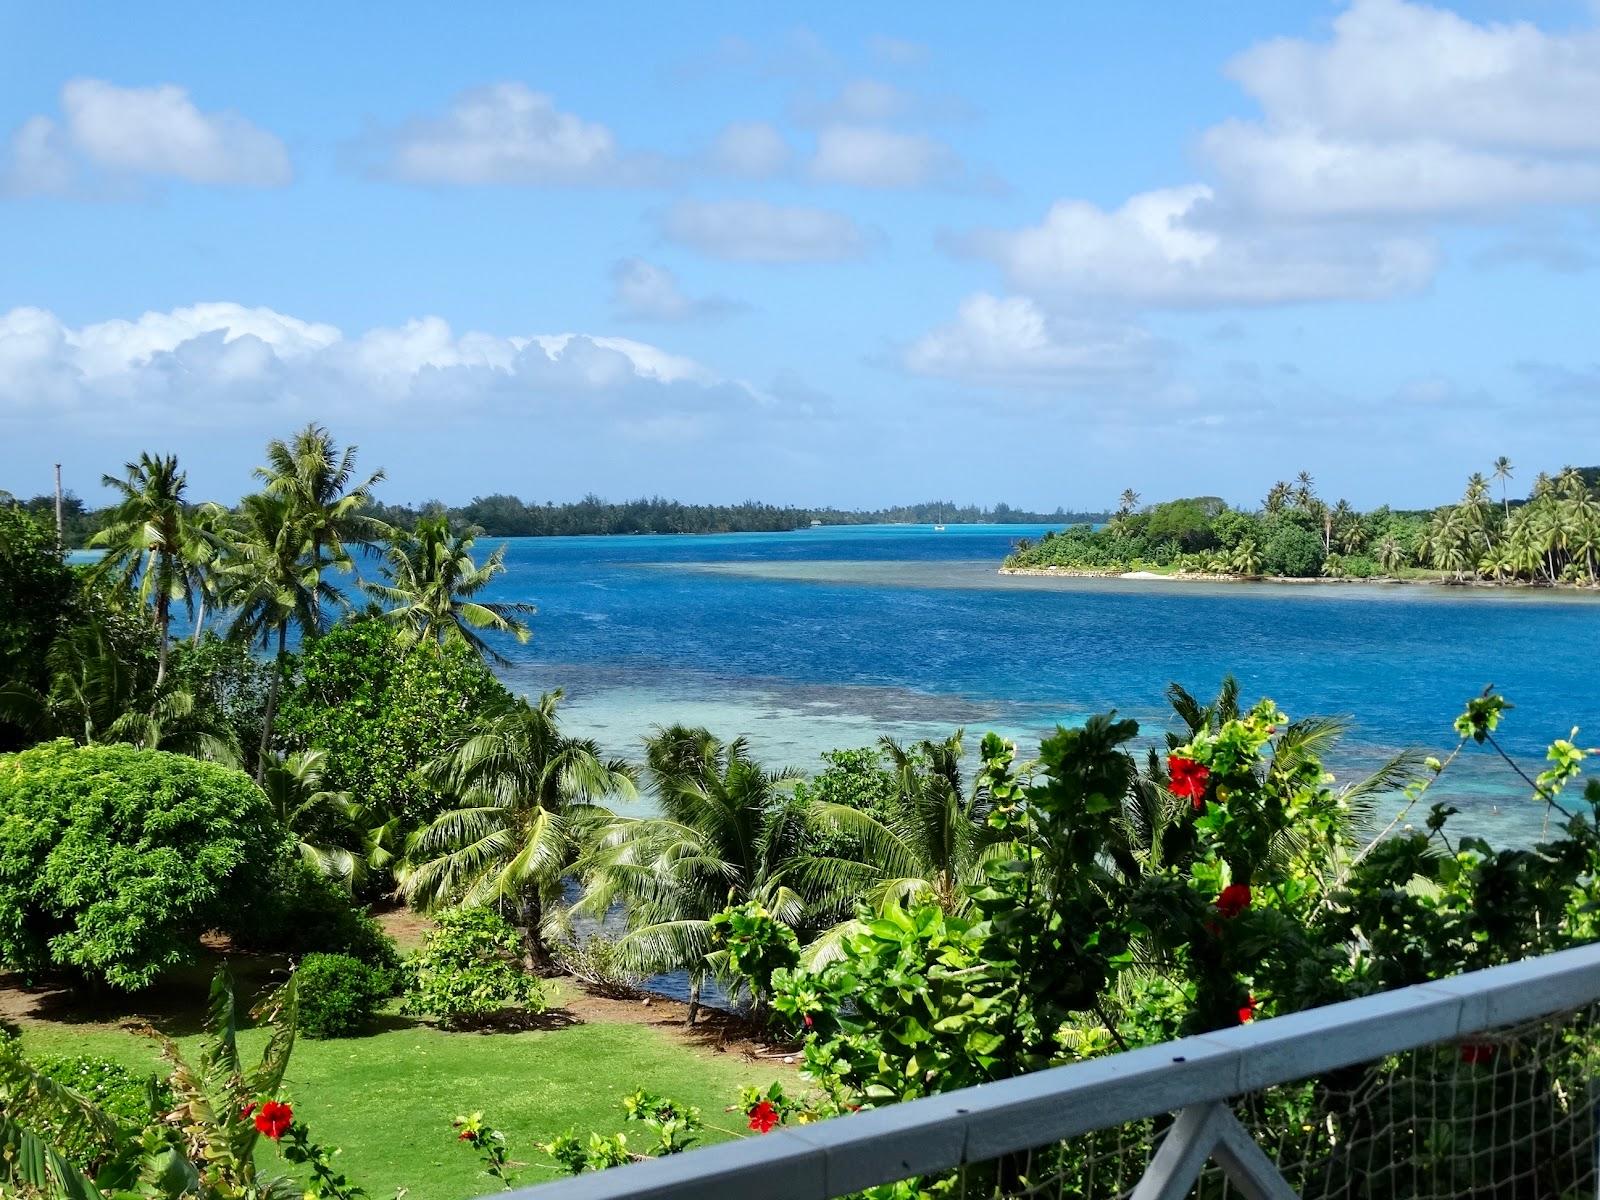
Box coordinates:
[1003,463,1600,588]
[0,488,1107,549]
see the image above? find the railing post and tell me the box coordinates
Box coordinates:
[1129,1102,1298,1200]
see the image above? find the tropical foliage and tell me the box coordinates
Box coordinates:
[576,726,812,1020]
[401,690,635,970]
[364,516,534,665]
[1006,463,1600,585]
[274,619,508,839]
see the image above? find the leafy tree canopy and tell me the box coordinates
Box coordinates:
[0,740,290,989]
[275,619,509,830]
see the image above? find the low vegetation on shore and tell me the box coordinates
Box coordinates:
[4,429,1600,1198]
[1005,462,1600,587]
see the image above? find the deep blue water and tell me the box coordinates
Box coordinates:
[471,523,1600,840]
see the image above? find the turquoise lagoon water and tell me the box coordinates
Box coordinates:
[477,523,1600,842]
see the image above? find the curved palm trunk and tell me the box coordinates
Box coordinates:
[191,595,207,646]
[518,888,555,975]
[687,975,702,1027]
[256,623,287,784]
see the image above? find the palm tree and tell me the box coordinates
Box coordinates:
[1462,473,1494,554]
[259,749,366,890]
[0,619,237,762]
[578,726,808,1022]
[222,492,326,778]
[1263,481,1292,515]
[254,424,386,624]
[1493,456,1514,520]
[186,501,231,645]
[1331,500,1363,554]
[1376,534,1407,575]
[401,691,636,972]
[364,517,535,666]
[1118,489,1140,516]
[1229,538,1262,576]
[1294,471,1317,510]
[89,453,205,687]
[1425,508,1471,581]
[803,732,1000,924]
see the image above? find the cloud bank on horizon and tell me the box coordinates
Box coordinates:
[3,0,1599,508]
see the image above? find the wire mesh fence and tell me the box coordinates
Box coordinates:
[923,1002,1600,1199]
[502,946,1600,1200]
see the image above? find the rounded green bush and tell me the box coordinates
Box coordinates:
[401,906,547,1029]
[295,951,392,1038]
[0,740,290,989]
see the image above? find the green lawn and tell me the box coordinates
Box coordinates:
[15,996,777,1200]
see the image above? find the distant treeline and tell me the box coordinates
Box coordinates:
[369,495,1107,537]
[0,489,1107,546]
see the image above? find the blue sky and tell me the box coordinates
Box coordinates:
[3,0,1599,511]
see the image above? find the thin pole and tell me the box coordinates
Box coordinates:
[53,463,63,550]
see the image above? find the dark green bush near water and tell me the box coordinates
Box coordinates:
[230,860,402,975]
[295,952,393,1037]
[1261,521,1325,577]
[0,740,289,989]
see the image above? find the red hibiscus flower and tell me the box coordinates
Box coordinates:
[1215,884,1252,920]
[1168,756,1210,810]
[240,1102,256,1120]
[1460,1042,1496,1066]
[747,1099,779,1134]
[803,1013,814,1028]
[1237,994,1257,1024]
[254,1100,293,1141]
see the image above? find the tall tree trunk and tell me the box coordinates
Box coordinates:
[687,976,702,1027]
[256,623,286,783]
[191,595,206,646]
[518,888,555,975]
[155,591,170,688]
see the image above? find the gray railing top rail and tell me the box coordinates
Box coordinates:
[496,941,1600,1200]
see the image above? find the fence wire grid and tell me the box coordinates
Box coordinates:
[926,1002,1600,1200]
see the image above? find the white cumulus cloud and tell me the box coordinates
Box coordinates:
[967,185,1437,307]
[903,293,1163,387]
[2,79,290,193]
[0,303,762,433]
[1204,0,1600,216]
[659,200,873,262]
[372,83,643,186]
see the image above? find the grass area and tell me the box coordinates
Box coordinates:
[13,990,778,1200]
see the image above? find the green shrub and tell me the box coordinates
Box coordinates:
[275,620,508,836]
[0,740,289,989]
[1261,523,1325,577]
[231,861,402,976]
[295,952,392,1038]
[402,907,548,1029]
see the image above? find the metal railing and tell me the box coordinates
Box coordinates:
[498,942,1600,1199]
